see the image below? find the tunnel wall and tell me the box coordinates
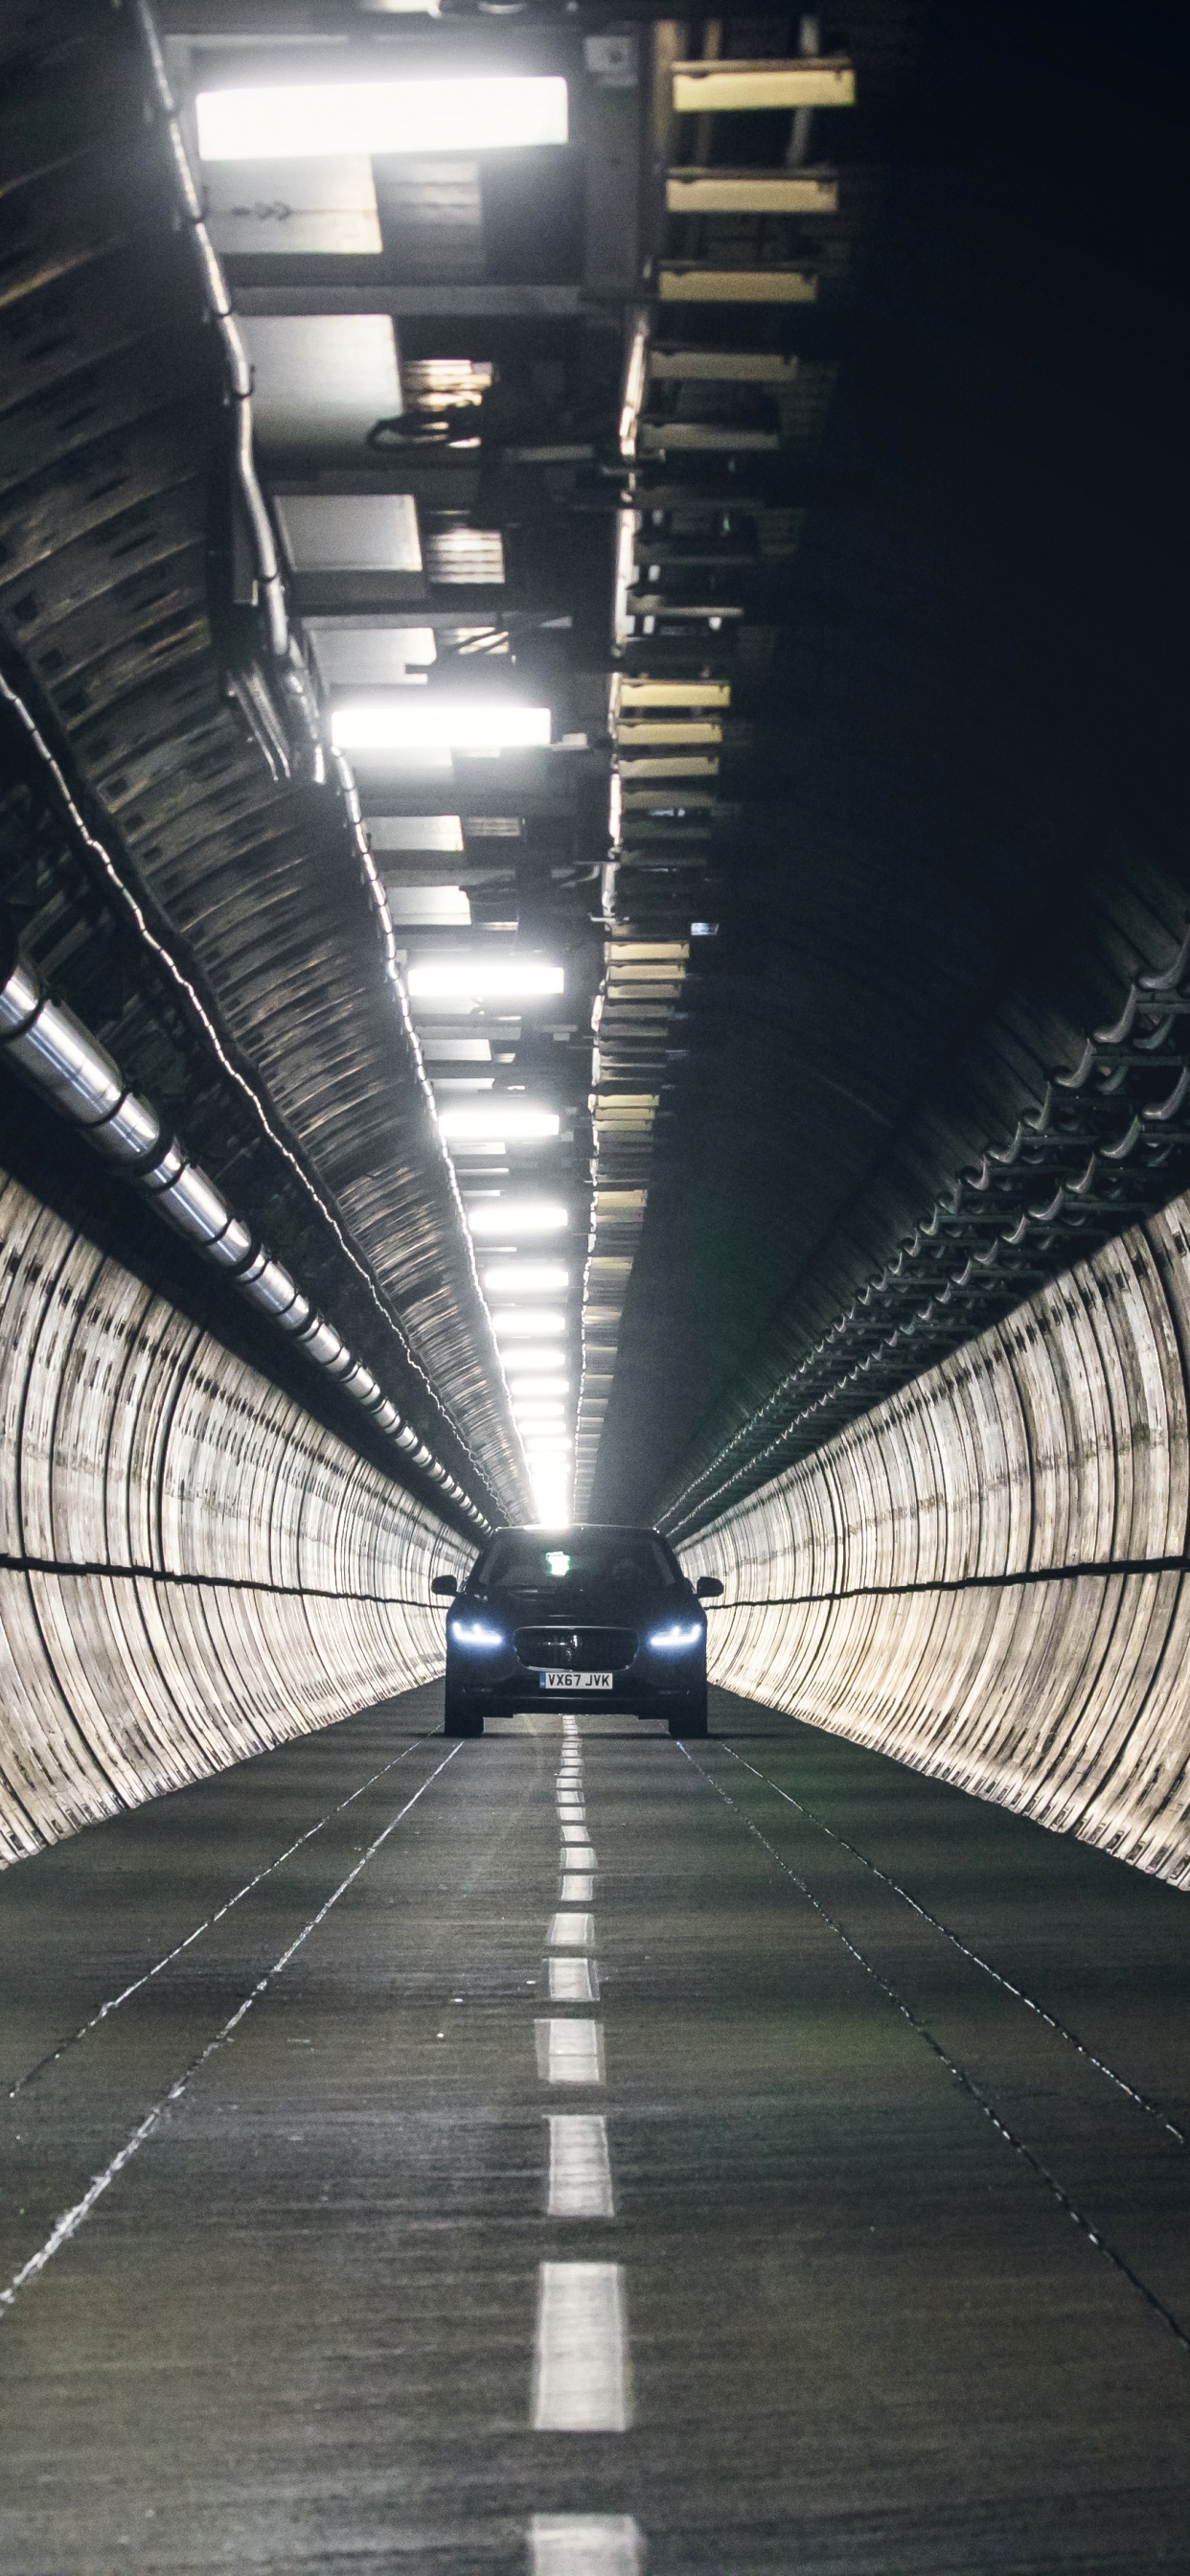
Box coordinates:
[687,1196,1190,1889]
[0,1167,451,1869]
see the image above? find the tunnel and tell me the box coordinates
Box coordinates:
[0,0,1186,2564]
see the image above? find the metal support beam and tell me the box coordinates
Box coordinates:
[671,57,856,113]
[649,349,800,384]
[658,265,817,304]
[666,168,838,215]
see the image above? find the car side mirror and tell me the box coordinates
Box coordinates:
[431,1575,459,1598]
[696,1576,723,1598]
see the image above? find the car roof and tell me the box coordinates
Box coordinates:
[483,1523,668,1542]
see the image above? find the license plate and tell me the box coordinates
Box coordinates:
[541,1670,613,1691]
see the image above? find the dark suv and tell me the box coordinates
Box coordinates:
[432,1524,722,1738]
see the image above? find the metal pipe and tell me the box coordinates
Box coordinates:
[0,934,486,1530]
[131,0,323,760]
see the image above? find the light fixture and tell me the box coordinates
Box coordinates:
[507,1370,570,1393]
[331,700,550,755]
[411,960,564,1005]
[447,1616,508,1653]
[439,1104,560,1143]
[648,1620,704,1651]
[467,1198,568,1236]
[196,77,569,163]
[502,1344,569,1370]
[483,1261,569,1296]
[493,1310,566,1341]
[513,1402,567,1421]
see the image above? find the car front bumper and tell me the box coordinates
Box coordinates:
[446,1652,704,1715]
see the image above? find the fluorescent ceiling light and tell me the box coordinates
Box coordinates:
[493,1310,566,1340]
[196,77,569,162]
[467,1198,568,1237]
[332,700,550,754]
[413,960,564,1004]
[483,1262,569,1295]
[507,1370,569,1392]
[504,1345,570,1369]
[439,1103,560,1142]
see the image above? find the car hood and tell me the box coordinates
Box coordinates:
[469,1584,683,1623]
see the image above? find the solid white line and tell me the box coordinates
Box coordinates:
[536,2019,605,2084]
[533,2263,630,2429]
[561,1873,594,1903]
[0,1744,461,2318]
[7,1732,433,2101]
[548,1912,594,1950]
[548,2115,614,2217]
[549,1958,600,2002]
[530,2517,642,2575]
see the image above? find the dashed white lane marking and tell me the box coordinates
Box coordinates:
[548,2115,614,2218]
[548,1912,594,1949]
[0,1744,462,2318]
[536,2019,605,2084]
[533,2263,631,2429]
[530,2515,643,2573]
[7,1732,434,2102]
[561,1873,594,1903]
[560,1822,590,1842]
[549,1958,600,2002]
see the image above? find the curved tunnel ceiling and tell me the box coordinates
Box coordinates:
[592,0,1188,1530]
[0,0,1184,1553]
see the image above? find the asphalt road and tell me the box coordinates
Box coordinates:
[1,1682,1188,2573]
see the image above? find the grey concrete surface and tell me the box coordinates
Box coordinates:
[1,1680,1188,2573]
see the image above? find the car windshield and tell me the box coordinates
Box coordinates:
[476,1530,679,1595]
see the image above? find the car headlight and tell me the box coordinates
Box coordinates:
[648,1620,704,1651]
[448,1618,507,1652]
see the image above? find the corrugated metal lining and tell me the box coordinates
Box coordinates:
[575,935,690,1506]
[0,2,527,1516]
[0,1166,455,1870]
[685,1187,1190,1890]
[591,0,1188,1535]
[663,932,1190,1535]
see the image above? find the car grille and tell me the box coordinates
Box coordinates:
[515,1627,638,1671]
